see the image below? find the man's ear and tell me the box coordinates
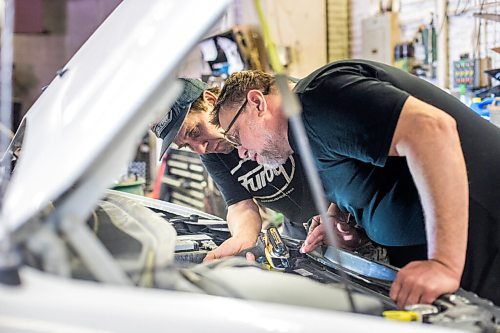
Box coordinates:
[203,90,218,107]
[247,89,266,116]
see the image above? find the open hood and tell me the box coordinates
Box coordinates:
[0,0,229,240]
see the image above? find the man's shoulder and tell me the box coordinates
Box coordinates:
[294,59,388,94]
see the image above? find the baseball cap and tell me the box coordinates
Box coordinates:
[151,78,209,160]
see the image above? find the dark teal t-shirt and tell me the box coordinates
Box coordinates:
[292,60,426,246]
[292,60,500,304]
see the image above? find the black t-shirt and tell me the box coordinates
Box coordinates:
[201,150,317,225]
[292,59,500,248]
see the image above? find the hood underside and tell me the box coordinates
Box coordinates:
[0,0,229,239]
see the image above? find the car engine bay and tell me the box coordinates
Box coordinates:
[16,190,499,332]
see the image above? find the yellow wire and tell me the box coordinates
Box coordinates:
[253,0,284,74]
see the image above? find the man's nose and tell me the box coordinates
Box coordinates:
[237,146,248,159]
[193,141,208,154]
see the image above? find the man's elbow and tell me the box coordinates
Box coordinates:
[394,108,459,157]
[420,111,459,143]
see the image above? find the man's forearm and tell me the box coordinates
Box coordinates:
[226,199,262,243]
[203,199,262,261]
[393,97,468,277]
[405,129,468,275]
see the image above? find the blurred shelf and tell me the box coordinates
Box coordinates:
[473,13,500,22]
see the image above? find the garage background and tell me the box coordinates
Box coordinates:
[10,0,500,217]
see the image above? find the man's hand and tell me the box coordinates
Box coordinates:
[203,236,256,262]
[300,215,363,253]
[206,199,262,262]
[390,259,460,308]
[300,218,324,253]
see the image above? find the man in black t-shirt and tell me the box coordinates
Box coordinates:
[151,78,360,261]
[212,61,500,307]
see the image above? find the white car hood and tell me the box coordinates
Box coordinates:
[0,0,229,238]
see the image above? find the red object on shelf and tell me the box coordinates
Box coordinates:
[147,155,167,199]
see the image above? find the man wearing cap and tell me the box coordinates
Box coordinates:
[151,78,364,261]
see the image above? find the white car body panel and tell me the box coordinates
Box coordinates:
[0,267,460,333]
[0,0,228,233]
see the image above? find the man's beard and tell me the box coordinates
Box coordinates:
[258,131,293,168]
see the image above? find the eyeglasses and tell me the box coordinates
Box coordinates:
[222,98,247,147]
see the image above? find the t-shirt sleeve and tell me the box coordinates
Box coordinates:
[299,66,409,166]
[200,153,252,206]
